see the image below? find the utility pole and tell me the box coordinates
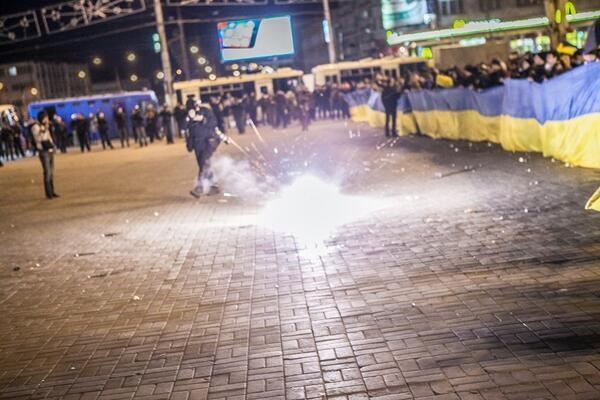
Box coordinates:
[176,6,191,81]
[154,0,175,107]
[322,0,337,64]
[544,0,568,48]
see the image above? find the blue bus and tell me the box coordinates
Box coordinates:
[28,91,159,141]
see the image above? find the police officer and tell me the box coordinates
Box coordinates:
[97,112,114,150]
[185,100,229,198]
[131,105,147,147]
[159,104,174,144]
[114,106,130,147]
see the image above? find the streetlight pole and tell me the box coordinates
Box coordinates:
[322,0,337,64]
[544,0,568,49]
[154,0,175,107]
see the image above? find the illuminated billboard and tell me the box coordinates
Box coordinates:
[217,16,295,62]
[382,0,428,30]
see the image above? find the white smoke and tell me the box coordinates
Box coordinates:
[211,155,277,201]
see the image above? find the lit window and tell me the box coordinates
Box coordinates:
[8,66,17,76]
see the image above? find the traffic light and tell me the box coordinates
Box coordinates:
[152,33,161,53]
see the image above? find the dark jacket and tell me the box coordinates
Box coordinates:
[381,85,402,113]
[98,117,109,133]
[186,104,219,156]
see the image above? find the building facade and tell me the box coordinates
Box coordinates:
[0,62,91,113]
[331,0,599,60]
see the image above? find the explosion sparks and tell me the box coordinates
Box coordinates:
[259,175,388,245]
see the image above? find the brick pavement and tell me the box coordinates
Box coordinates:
[1,120,600,400]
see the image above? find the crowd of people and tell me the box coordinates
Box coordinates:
[361,48,600,137]
[0,103,187,167]
[198,85,351,136]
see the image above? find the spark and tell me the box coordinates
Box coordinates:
[259,175,389,246]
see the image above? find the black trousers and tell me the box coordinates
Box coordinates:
[118,127,129,147]
[39,150,55,198]
[385,109,397,137]
[100,131,113,149]
[77,131,91,152]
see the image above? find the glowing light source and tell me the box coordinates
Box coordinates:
[233,70,241,77]
[231,63,239,70]
[0,82,4,91]
[126,52,136,62]
[197,56,207,65]
[92,57,102,65]
[77,70,86,79]
[30,87,39,96]
[204,66,213,73]
[156,71,164,80]
[129,74,138,82]
[175,69,182,75]
[208,74,217,81]
[190,45,199,54]
[259,175,388,245]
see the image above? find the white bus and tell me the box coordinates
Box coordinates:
[173,68,304,102]
[312,56,431,86]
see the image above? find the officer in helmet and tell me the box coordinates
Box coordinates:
[186,98,229,198]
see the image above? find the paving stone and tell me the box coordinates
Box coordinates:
[1,121,600,400]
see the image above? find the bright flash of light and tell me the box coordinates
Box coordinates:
[259,175,388,246]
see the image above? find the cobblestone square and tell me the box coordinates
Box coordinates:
[1,120,600,400]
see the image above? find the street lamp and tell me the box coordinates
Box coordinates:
[126,52,136,62]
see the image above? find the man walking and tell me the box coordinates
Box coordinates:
[186,100,228,198]
[31,111,59,199]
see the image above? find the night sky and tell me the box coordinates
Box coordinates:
[0,1,329,93]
